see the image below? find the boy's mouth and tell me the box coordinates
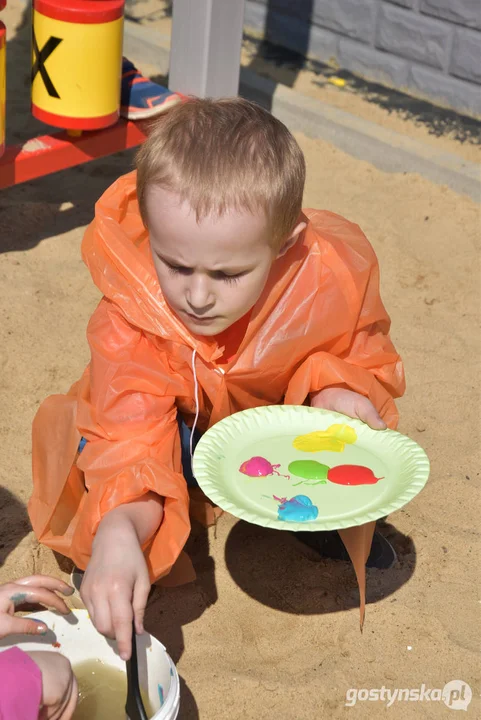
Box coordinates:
[184,311,219,325]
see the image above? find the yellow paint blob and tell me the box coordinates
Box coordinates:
[293,423,357,453]
[326,424,357,444]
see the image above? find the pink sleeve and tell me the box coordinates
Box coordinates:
[0,647,42,720]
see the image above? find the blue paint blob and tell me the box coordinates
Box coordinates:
[277,495,319,522]
[158,684,164,707]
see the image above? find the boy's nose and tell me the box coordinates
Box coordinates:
[187,277,215,314]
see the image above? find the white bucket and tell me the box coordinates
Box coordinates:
[0,609,179,719]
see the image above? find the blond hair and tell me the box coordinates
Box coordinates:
[136,97,305,247]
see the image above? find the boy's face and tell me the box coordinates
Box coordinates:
[147,188,300,336]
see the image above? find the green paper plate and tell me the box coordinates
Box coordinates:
[193,405,430,532]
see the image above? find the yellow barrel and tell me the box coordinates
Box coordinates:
[31,0,124,130]
[0,21,5,158]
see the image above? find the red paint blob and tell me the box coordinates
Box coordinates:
[327,465,383,486]
[52,642,61,648]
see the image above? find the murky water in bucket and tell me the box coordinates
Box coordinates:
[73,660,154,719]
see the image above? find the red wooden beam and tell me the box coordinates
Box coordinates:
[0,119,148,189]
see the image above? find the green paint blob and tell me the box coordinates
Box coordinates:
[288,460,330,480]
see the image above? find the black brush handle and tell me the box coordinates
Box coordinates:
[125,621,148,720]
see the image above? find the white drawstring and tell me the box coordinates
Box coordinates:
[190,348,200,474]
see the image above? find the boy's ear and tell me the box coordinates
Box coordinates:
[277,220,307,258]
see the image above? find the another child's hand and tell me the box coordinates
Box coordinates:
[311,388,387,430]
[80,510,152,661]
[27,650,78,719]
[0,575,73,638]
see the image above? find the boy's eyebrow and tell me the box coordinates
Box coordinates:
[156,253,189,267]
[156,252,253,274]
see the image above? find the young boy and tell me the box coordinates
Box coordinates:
[29,98,405,661]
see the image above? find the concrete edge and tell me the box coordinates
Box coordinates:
[126,20,481,202]
[241,68,481,201]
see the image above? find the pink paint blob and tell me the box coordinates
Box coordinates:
[239,456,290,479]
[327,465,383,486]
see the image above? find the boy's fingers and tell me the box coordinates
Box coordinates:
[110,595,134,661]
[15,575,74,596]
[364,410,387,430]
[312,389,387,430]
[89,595,113,639]
[132,580,150,635]
[356,399,387,430]
[370,418,387,430]
[133,612,144,636]
[82,599,96,628]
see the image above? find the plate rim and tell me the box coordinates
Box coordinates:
[193,405,430,531]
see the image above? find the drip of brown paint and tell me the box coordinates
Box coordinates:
[338,520,376,631]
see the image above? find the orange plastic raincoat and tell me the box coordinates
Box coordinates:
[29,171,405,585]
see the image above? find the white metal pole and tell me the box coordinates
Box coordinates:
[168,0,245,98]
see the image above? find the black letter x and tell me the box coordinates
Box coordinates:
[32,30,62,99]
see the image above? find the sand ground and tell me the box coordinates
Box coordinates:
[0,1,480,718]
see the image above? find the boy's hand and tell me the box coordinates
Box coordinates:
[311,388,387,430]
[27,650,78,719]
[80,509,153,661]
[0,576,73,638]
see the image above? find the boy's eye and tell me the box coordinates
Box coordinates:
[212,271,243,283]
[163,259,244,283]
[166,263,192,276]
